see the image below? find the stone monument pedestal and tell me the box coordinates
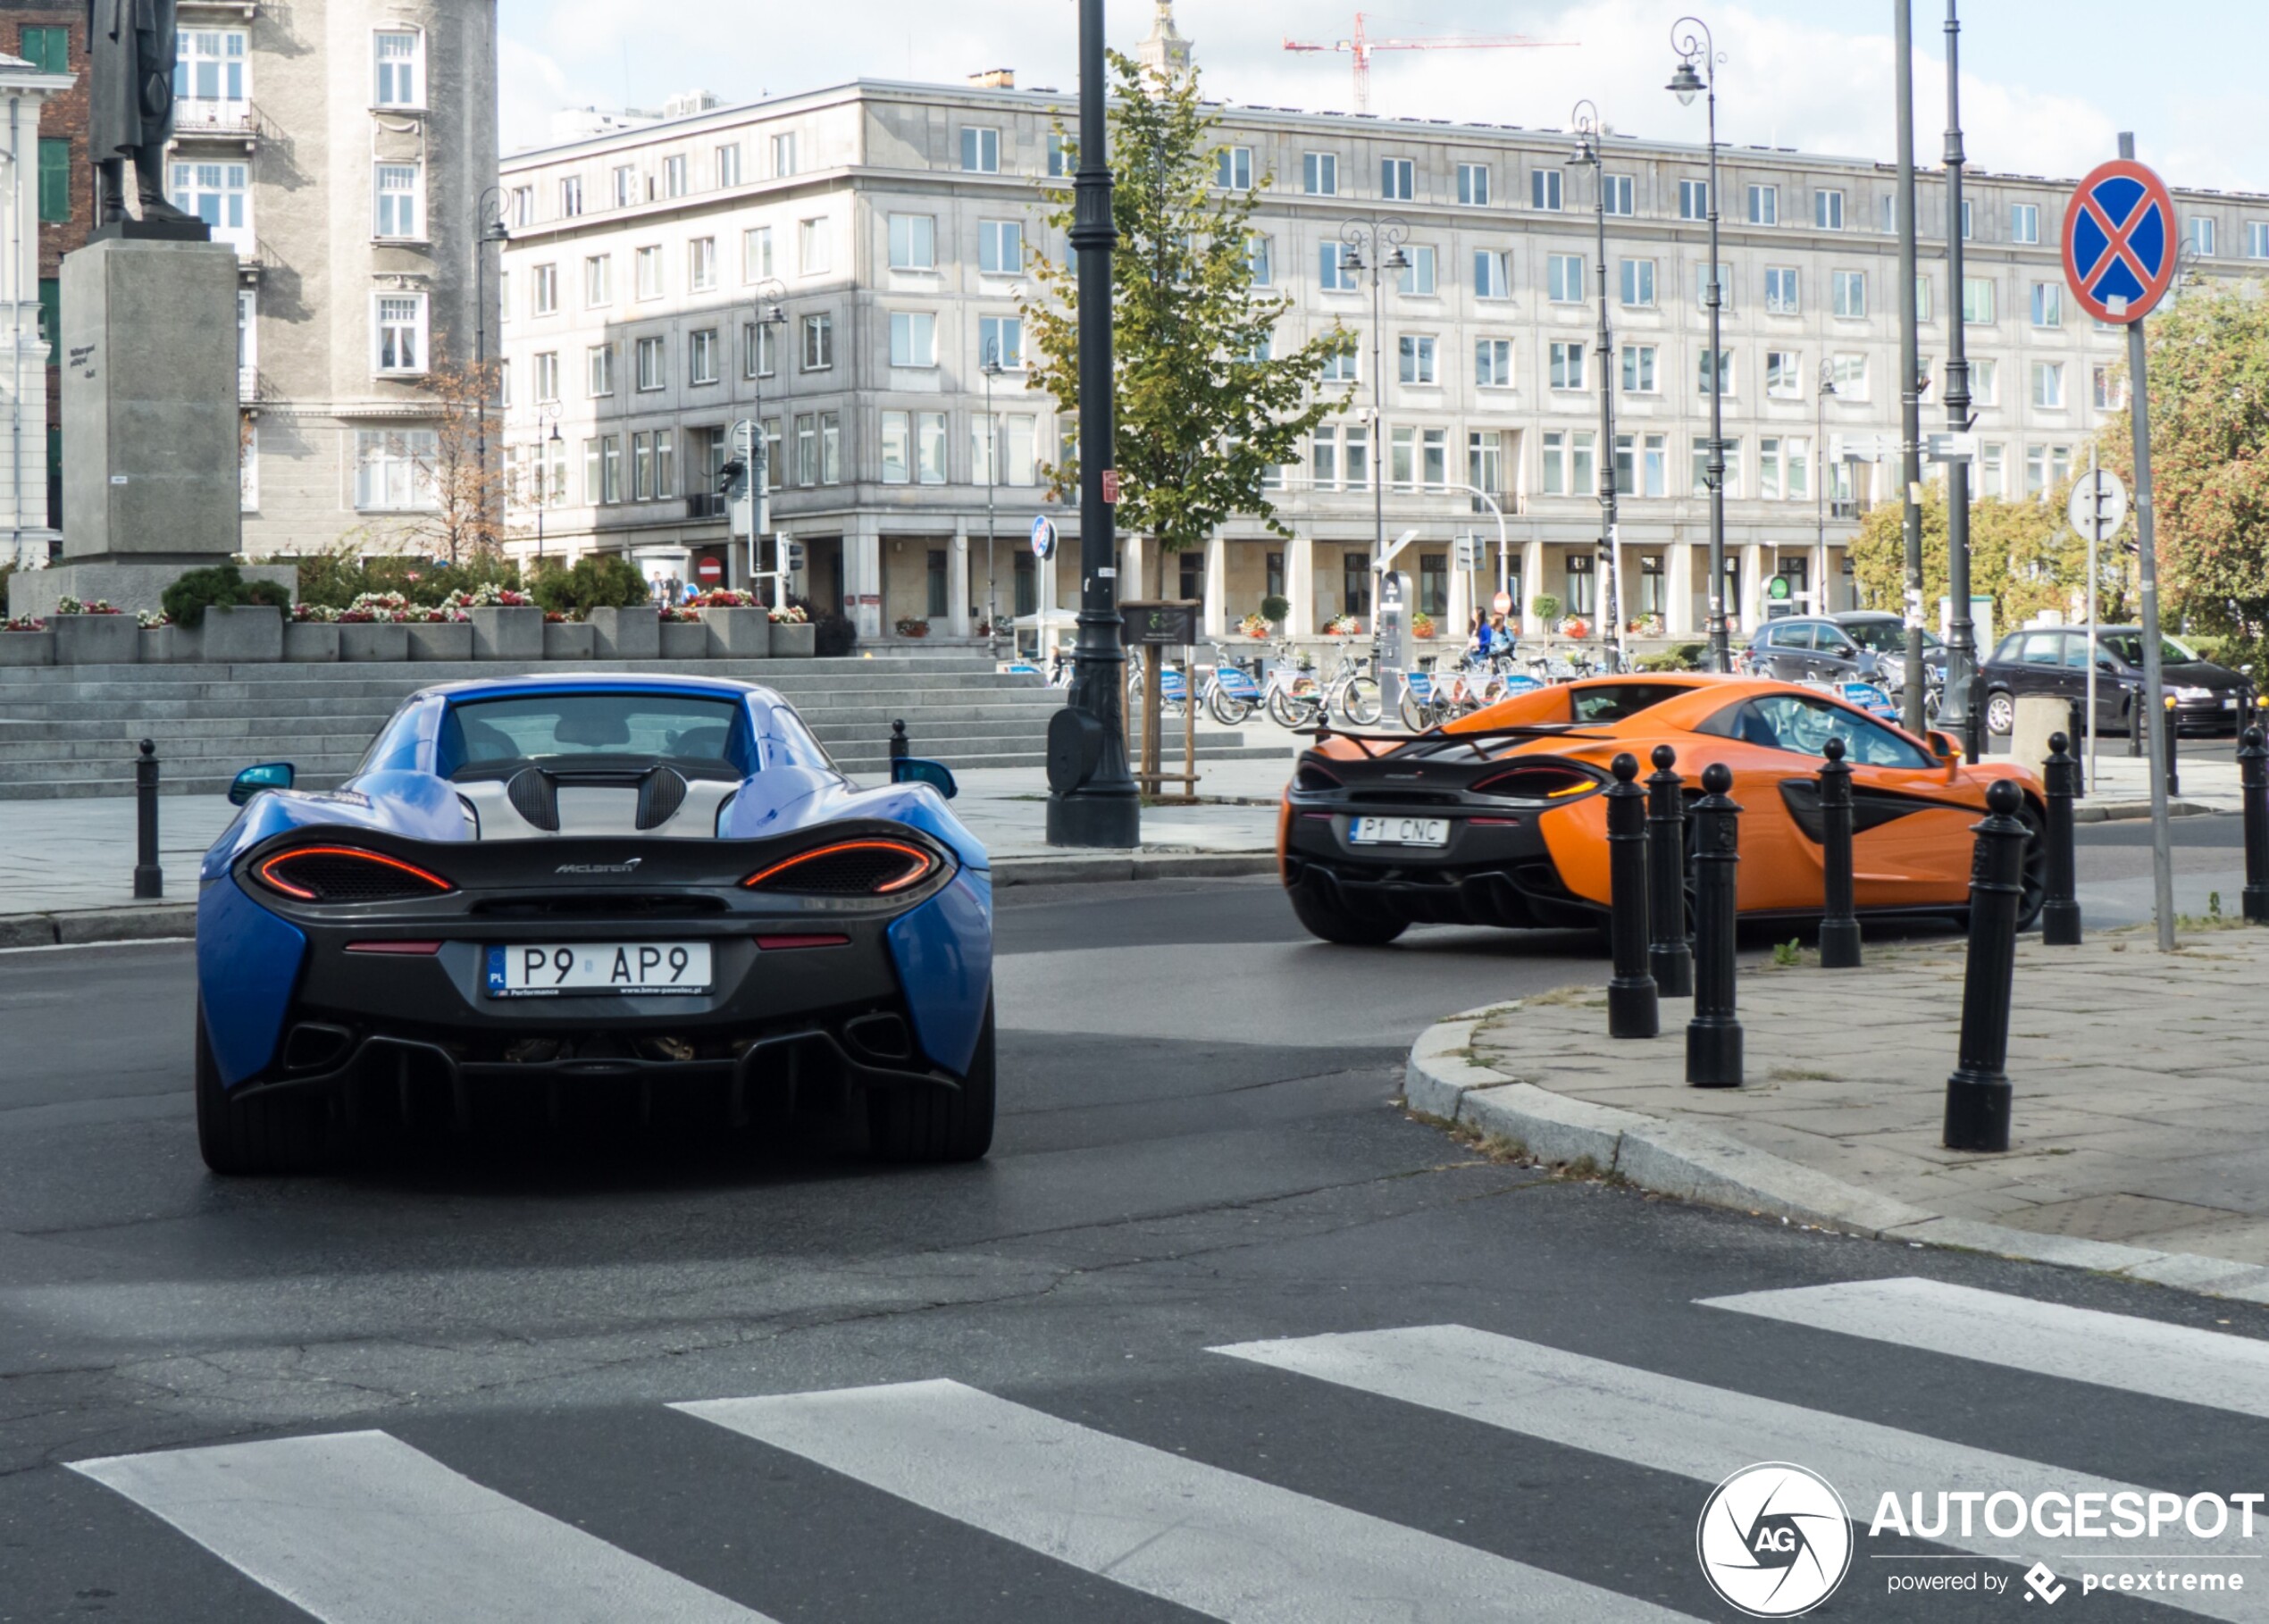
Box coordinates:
[8,236,292,619]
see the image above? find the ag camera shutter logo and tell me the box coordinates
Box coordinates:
[1696,1462,1854,1617]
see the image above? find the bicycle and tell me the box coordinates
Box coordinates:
[1201,644,1264,724]
[1316,648,1383,726]
[1261,647,1325,728]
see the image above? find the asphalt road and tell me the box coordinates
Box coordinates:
[1,852,2265,1621]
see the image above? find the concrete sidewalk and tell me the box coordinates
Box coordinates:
[0,750,1298,943]
[1406,926,2269,1302]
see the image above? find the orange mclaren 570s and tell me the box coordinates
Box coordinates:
[1277,673,2046,944]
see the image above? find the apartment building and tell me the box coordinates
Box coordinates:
[495,53,2243,642]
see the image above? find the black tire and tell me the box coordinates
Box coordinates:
[2014,798,2047,933]
[1339,675,1383,726]
[1288,881,1409,945]
[867,993,997,1163]
[196,1008,327,1176]
[1984,690,2016,737]
[1208,686,1253,726]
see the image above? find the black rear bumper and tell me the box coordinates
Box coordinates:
[1282,804,1597,930]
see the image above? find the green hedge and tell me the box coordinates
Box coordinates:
[529,554,649,615]
[161,564,289,629]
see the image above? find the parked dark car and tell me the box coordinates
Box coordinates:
[1833,612,1949,697]
[1738,616,1892,686]
[1979,625,2256,737]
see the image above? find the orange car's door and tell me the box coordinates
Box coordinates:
[1848,764,1978,908]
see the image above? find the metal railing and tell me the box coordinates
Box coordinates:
[685,493,727,520]
[174,98,262,138]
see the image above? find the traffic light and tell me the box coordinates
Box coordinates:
[784,540,807,572]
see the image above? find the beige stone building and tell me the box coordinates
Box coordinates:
[494,14,2245,644]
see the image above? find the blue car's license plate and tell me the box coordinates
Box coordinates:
[485,942,713,998]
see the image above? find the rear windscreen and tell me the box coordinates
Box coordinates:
[1569,682,1697,724]
[440,692,745,779]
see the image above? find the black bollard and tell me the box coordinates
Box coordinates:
[1816,737,1861,968]
[1605,753,1659,1040]
[133,739,162,900]
[2041,732,2082,945]
[1685,762,1743,1088]
[890,718,909,762]
[1943,778,2030,1152]
[1645,745,1693,998]
[2241,725,2269,925]
[2164,695,2181,799]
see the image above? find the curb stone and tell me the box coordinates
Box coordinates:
[1405,1001,2269,1307]
[0,905,197,949]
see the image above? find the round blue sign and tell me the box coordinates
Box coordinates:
[1030,516,1058,560]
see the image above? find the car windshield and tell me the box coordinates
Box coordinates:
[1841,620,1943,656]
[2097,632,2199,666]
[439,691,747,780]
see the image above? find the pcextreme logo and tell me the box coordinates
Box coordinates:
[1696,1462,1855,1618]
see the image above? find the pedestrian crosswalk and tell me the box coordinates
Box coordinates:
[69,1276,2269,1624]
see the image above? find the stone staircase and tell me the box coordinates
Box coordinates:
[0,655,1280,799]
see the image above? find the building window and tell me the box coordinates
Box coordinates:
[1302,152,1337,196]
[1963,276,1994,324]
[690,237,717,291]
[583,254,612,307]
[1540,431,1595,498]
[1603,174,1634,216]
[2010,202,2039,244]
[1694,261,1733,312]
[1880,194,1896,233]
[2031,361,2064,409]
[1395,245,1437,296]
[510,187,533,227]
[373,162,421,239]
[799,217,830,276]
[1696,348,1731,397]
[801,313,833,370]
[611,164,638,209]
[1319,241,1357,293]
[1311,430,1339,490]
[585,343,612,398]
[716,144,741,188]
[1832,269,1867,318]
[1398,334,1437,385]
[20,26,67,74]
[960,127,1000,173]
[37,138,67,223]
[1620,343,1657,394]
[1564,552,1596,615]
[980,314,1023,369]
[534,350,560,403]
[979,219,1025,276]
[1383,157,1414,201]
[372,293,425,374]
[1765,350,1801,398]
[1961,198,1974,240]
[1469,430,1503,498]
[1746,184,1778,225]
[168,160,247,246]
[354,430,435,511]
[793,414,817,485]
[176,28,247,106]
[820,412,841,483]
[1764,265,1799,314]
[1619,257,1654,307]
[1344,552,1371,619]
[1341,425,1369,489]
[1691,436,1743,498]
[890,311,937,368]
[1531,167,1562,212]
[1815,188,1845,230]
[2025,443,2072,498]
[772,131,799,177]
[1246,234,1273,286]
[2030,281,2062,327]
[2092,363,2125,411]
[373,29,421,107]
[743,321,776,379]
[2248,222,2269,261]
[1914,274,1933,322]
[1760,437,1811,500]
[889,213,936,270]
[1216,146,1252,189]
[1549,340,1586,391]
[744,225,774,281]
[1614,432,1669,498]
[663,154,688,199]
[881,411,913,484]
[916,411,947,484]
[1971,357,1997,406]
[1679,179,1709,220]
[601,437,624,504]
[1456,163,1490,206]
[1470,251,1509,300]
[635,335,666,390]
[1547,253,1584,304]
[635,244,662,299]
[531,263,557,314]
[1831,352,1868,399]
[1979,442,2005,498]
[689,329,719,385]
[1046,133,1068,178]
[558,175,582,218]
[1475,338,1513,388]
[2191,216,2218,256]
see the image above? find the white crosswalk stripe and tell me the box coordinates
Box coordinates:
[70,1429,773,1624]
[1213,1324,2266,1624]
[1700,1275,2269,1420]
[676,1377,1700,1623]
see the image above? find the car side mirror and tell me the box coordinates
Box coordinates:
[1925,731,1959,763]
[892,757,959,800]
[229,762,295,806]
[2097,657,2120,673]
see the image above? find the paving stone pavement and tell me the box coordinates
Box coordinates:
[1465,926,2269,1268]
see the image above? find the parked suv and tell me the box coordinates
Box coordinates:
[1833,612,1948,698]
[1737,617,1890,686]
[1979,626,2255,737]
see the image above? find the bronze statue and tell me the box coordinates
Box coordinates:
[88,0,202,230]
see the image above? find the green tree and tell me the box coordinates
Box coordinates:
[1024,50,1352,595]
[2091,280,2269,638]
[1847,480,2131,635]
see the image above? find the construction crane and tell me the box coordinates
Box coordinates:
[1283,13,1576,115]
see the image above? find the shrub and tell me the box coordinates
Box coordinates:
[529,553,650,617]
[1530,593,1562,624]
[1259,594,1290,624]
[813,609,858,657]
[161,564,286,629]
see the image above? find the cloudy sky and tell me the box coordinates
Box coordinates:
[497,0,2260,192]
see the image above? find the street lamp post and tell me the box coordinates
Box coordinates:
[1570,100,1618,667]
[745,279,787,603]
[530,403,561,564]
[981,341,1003,655]
[1044,0,1139,849]
[1816,359,1836,614]
[1941,0,1982,761]
[1337,216,1408,636]
[1668,20,1729,672]
[473,187,510,558]
[1893,0,1929,737]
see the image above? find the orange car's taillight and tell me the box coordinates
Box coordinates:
[255,847,455,903]
[1471,762,1602,801]
[742,840,939,896]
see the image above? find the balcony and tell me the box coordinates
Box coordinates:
[1830,499,1863,521]
[173,98,262,142]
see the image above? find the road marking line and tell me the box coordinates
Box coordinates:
[678,1378,1696,1622]
[1700,1276,2269,1420]
[71,1429,772,1624]
[1213,1325,2260,1623]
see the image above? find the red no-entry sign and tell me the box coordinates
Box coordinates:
[2063,158,2179,325]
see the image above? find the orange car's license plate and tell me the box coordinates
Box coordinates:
[1351,816,1449,847]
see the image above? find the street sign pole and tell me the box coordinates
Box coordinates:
[1895,0,1929,738]
[2085,444,2100,795]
